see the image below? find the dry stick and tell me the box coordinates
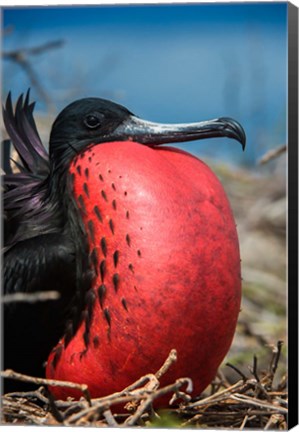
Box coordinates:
[66,351,180,426]
[3,40,64,112]
[258,144,287,165]
[63,373,157,419]
[102,408,119,427]
[123,349,181,426]
[123,349,180,424]
[186,380,244,409]
[155,349,177,380]
[252,381,274,402]
[182,411,255,428]
[125,378,191,427]
[268,391,288,397]
[264,414,278,430]
[0,369,91,404]
[226,362,247,382]
[275,397,288,406]
[182,405,285,429]
[2,346,287,427]
[123,374,159,393]
[2,291,60,304]
[66,379,190,426]
[239,414,249,430]
[2,386,61,424]
[64,395,135,425]
[266,413,286,430]
[43,387,65,423]
[251,354,260,382]
[188,409,281,417]
[2,387,49,404]
[270,341,283,376]
[266,341,284,391]
[65,356,178,426]
[229,394,288,414]
[35,365,177,423]
[176,347,287,428]
[2,399,53,425]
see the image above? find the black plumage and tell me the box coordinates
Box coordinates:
[2,92,92,392]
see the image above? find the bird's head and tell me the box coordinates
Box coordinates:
[49,97,246,171]
[49,98,132,168]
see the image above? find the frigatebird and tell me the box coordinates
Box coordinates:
[3,91,245,399]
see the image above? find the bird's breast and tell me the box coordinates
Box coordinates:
[46,141,241,400]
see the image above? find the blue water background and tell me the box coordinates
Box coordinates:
[2,3,287,167]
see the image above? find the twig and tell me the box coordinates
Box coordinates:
[3,40,64,112]
[239,413,249,429]
[2,291,60,304]
[186,380,245,409]
[258,145,287,165]
[265,413,286,430]
[155,349,177,380]
[1,369,91,404]
[249,354,260,382]
[230,394,288,414]
[3,40,64,59]
[122,374,159,393]
[103,408,119,426]
[269,340,283,376]
[125,378,191,426]
[226,362,247,382]
[124,349,179,413]
[43,387,65,423]
[1,344,288,428]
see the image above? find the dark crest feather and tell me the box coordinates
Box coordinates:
[2,90,49,174]
[2,90,53,249]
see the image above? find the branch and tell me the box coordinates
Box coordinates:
[258,145,287,165]
[0,369,91,404]
[2,291,60,304]
[3,40,64,112]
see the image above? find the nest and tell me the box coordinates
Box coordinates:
[1,342,287,429]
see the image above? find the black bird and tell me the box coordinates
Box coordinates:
[2,91,245,397]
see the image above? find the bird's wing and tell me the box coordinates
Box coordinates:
[3,232,75,297]
[3,233,77,387]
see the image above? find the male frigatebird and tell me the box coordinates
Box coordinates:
[3,91,245,399]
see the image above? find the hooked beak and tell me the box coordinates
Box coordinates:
[114,115,246,150]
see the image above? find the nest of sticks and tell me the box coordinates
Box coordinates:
[1,341,287,429]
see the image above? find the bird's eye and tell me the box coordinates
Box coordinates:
[84,114,102,129]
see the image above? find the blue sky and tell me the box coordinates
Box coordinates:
[2,3,288,166]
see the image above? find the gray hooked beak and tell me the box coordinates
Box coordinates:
[114,115,246,150]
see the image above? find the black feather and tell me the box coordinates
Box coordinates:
[2,91,55,250]
[2,92,93,392]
